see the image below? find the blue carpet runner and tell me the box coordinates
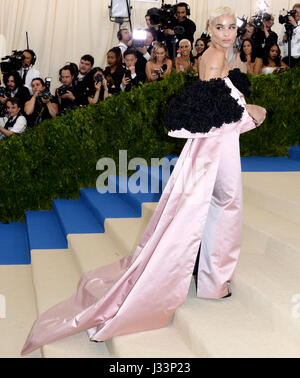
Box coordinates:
[1,148,300,265]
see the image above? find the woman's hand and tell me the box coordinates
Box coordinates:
[0,95,7,104]
[94,81,102,91]
[121,74,131,87]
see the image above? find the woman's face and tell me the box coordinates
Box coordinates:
[155,47,166,62]
[107,52,117,67]
[195,40,205,54]
[7,76,16,91]
[269,45,279,60]
[179,42,191,56]
[32,80,45,94]
[209,14,237,49]
[243,41,252,55]
[7,102,20,117]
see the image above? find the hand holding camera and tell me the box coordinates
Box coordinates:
[57,85,75,101]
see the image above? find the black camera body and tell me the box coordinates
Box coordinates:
[147,4,177,30]
[279,9,297,25]
[95,74,103,84]
[251,12,272,30]
[0,87,11,98]
[38,88,52,100]
[132,39,146,48]
[57,85,71,96]
[0,50,24,73]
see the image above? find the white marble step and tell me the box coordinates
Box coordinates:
[234,252,300,347]
[30,250,110,358]
[243,202,300,276]
[242,172,300,225]
[174,278,300,358]
[0,265,41,358]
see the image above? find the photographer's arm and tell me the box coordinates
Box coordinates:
[146,61,158,82]
[0,95,8,105]
[163,60,173,76]
[88,82,102,104]
[0,125,14,137]
[45,99,58,118]
[24,93,38,115]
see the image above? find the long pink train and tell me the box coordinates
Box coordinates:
[21,77,266,356]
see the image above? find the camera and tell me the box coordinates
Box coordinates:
[57,85,71,96]
[0,50,24,73]
[251,10,272,30]
[38,88,52,100]
[0,87,11,98]
[279,9,297,25]
[132,29,147,48]
[147,4,177,31]
[95,74,103,84]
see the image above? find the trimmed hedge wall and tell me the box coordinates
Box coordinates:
[0,67,299,223]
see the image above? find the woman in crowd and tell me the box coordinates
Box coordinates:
[145,42,172,82]
[0,71,31,113]
[0,98,27,140]
[240,39,262,74]
[24,78,58,127]
[176,39,195,73]
[85,67,110,104]
[104,47,124,95]
[259,43,289,74]
[194,37,208,58]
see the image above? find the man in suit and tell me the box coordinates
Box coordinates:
[120,49,146,92]
[18,49,40,95]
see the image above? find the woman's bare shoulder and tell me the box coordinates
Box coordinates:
[200,48,226,80]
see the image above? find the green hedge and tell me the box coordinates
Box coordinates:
[0,67,299,223]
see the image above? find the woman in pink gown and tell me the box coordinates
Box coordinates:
[21,7,266,356]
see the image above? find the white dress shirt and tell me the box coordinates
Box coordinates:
[18,66,40,95]
[279,20,300,58]
[0,114,27,139]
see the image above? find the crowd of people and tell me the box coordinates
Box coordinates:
[0,2,299,140]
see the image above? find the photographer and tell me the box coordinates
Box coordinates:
[85,67,110,104]
[164,2,196,59]
[117,28,133,57]
[18,49,40,95]
[252,13,278,58]
[0,71,31,114]
[120,49,146,92]
[133,29,156,72]
[55,64,78,113]
[76,54,95,106]
[280,4,300,67]
[0,98,27,140]
[24,78,58,128]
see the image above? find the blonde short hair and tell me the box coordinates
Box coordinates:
[209,6,236,26]
[179,39,191,48]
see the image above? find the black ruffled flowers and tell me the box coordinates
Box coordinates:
[165,69,250,135]
[228,68,251,98]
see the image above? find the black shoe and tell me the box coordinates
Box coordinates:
[221,293,232,298]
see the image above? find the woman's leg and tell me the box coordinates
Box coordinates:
[196,128,243,299]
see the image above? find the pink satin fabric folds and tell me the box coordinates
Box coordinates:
[21,78,266,356]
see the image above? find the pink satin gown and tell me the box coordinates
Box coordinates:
[21,77,266,356]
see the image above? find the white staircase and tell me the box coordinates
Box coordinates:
[1,172,300,358]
